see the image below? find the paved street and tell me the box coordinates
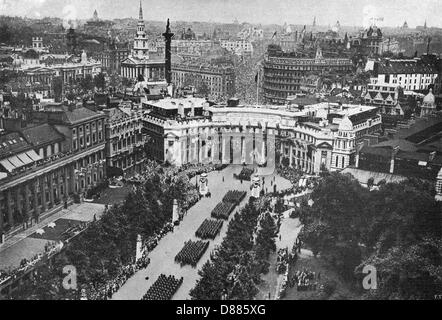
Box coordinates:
[112,165,292,300]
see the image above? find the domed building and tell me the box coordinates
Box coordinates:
[421,88,436,117]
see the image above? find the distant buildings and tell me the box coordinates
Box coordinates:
[363,83,411,116]
[220,39,253,56]
[262,45,354,104]
[171,60,235,101]
[350,26,383,57]
[366,57,438,92]
[99,41,130,75]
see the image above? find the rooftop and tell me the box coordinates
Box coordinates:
[0,133,30,160]
[61,106,104,125]
[20,124,65,148]
[146,97,208,110]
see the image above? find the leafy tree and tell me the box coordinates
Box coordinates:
[196,81,210,97]
[0,25,12,44]
[94,73,106,91]
[52,77,63,102]
[300,172,442,299]
[79,74,94,92]
[254,212,277,260]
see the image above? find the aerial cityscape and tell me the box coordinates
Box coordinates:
[0,0,441,304]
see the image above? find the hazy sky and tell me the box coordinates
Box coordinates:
[0,0,440,28]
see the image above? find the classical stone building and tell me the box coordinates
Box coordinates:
[142,98,382,174]
[103,105,147,175]
[0,105,106,241]
[120,1,166,85]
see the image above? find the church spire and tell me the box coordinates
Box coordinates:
[139,0,143,21]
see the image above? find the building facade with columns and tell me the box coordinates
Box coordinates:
[0,105,106,242]
[142,98,382,174]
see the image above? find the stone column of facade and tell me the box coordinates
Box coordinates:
[55,170,61,204]
[232,131,242,165]
[69,165,75,195]
[15,187,22,222]
[211,131,220,164]
[254,130,263,165]
[266,129,276,169]
[41,176,47,212]
[23,184,30,224]
[261,133,266,164]
[244,129,254,164]
[33,180,40,219]
[6,190,13,228]
[222,131,232,164]
[48,172,54,208]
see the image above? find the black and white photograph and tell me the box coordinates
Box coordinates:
[0,0,441,307]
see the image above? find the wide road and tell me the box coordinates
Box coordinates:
[112,165,292,300]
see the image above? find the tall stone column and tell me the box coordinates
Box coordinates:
[162,19,174,84]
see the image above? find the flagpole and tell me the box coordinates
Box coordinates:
[256,65,260,105]
[256,68,259,105]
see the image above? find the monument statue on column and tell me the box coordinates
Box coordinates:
[162,19,174,85]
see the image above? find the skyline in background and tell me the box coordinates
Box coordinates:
[0,0,440,28]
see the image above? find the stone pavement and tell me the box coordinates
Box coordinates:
[273,214,303,299]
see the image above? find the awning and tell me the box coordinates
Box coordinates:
[7,156,25,169]
[0,159,15,172]
[26,150,43,162]
[16,152,34,165]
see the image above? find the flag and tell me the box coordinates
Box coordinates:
[255,72,259,83]
[272,31,277,39]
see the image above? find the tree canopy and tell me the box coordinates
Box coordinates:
[299,172,442,299]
